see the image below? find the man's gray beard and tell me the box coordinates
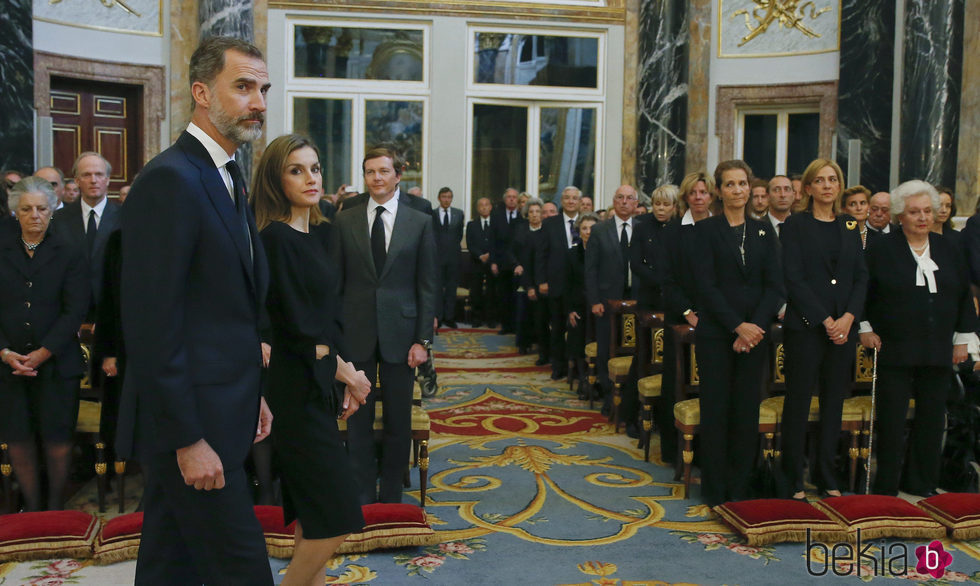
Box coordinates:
[209,99,263,145]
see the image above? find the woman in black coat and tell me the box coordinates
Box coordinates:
[513,198,548,361]
[779,159,867,499]
[860,180,978,497]
[693,160,784,506]
[566,213,599,397]
[0,177,89,510]
[252,135,372,585]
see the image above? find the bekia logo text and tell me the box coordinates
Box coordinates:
[806,529,953,577]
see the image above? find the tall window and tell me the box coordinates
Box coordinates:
[736,108,820,179]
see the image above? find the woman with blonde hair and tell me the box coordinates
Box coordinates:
[252,134,372,585]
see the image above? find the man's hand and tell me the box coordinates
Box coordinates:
[953,343,968,365]
[539,283,549,296]
[734,322,765,349]
[859,332,881,351]
[254,397,273,443]
[591,303,604,317]
[568,311,581,328]
[408,343,428,368]
[514,265,524,276]
[102,356,118,377]
[684,311,699,328]
[491,263,499,276]
[261,342,271,367]
[176,439,225,490]
[479,253,490,264]
[527,288,537,301]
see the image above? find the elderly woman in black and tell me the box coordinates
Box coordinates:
[860,180,977,497]
[566,213,599,398]
[513,198,548,362]
[0,177,88,510]
[693,160,783,506]
[779,159,867,500]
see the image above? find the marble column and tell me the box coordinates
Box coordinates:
[0,0,34,174]
[636,0,688,195]
[836,0,894,193]
[621,0,639,187]
[955,0,978,212]
[684,0,710,176]
[199,0,256,178]
[899,0,964,187]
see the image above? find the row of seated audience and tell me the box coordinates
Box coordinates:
[1,151,978,513]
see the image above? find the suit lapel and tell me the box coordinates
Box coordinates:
[2,238,31,279]
[350,205,377,278]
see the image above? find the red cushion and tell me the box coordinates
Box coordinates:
[93,513,143,565]
[917,493,980,540]
[812,495,946,541]
[714,499,847,545]
[0,511,100,561]
[258,503,438,558]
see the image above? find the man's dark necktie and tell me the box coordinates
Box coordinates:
[482,219,488,233]
[443,209,449,230]
[225,159,253,260]
[372,206,387,277]
[86,209,97,257]
[620,221,630,292]
[569,218,580,247]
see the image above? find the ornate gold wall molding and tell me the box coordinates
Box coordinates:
[620,0,638,185]
[957,0,979,213]
[33,52,166,164]
[269,0,626,24]
[715,80,837,163]
[685,0,711,175]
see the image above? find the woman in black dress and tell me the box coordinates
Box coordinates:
[779,159,867,500]
[860,180,977,497]
[693,160,783,506]
[252,134,372,585]
[0,177,88,510]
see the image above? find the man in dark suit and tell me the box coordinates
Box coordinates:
[586,185,638,422]
[489,187,523,335]
[50,152,121,320]
[117,36,274,585]
[538,186,582,379]
[432,187,465,328]
[465,197,494,327]
[331,145,436,505]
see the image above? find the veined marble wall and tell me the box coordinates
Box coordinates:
[0,0,34,173]
[636,0,688,195]
[836,0,893,193]
[956,0,978,211]
[899,0,963,187]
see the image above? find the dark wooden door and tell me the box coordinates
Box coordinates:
[49,77,142,199]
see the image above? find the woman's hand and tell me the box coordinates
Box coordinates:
[825,313,854,344]
[859,331,881,351]
[339,388,360,421]
[953,343,968,365]
[734,322,765,349]
[315,344,330,360]
[261,343,271,367]
[336,356,371,404]
[102,356,118,377]
[2,349,37,376]
[23,347,52,370]
[568,311,581,328]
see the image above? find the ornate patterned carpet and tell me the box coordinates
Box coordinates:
[5,328,980,584]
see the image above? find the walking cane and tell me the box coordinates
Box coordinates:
[864,348,878,495]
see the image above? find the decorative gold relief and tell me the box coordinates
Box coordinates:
[49,0,143,18]
[773,343,785,384]
[855,344,873,383]
[270,0,626,24]
[80,343,92,390]
[688,346,699,386]
[620,313,636,348]
[731,0,831,47]
[652,328,664,365]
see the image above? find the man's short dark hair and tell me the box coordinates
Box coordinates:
[437,187,453,196]
[189,36,264,89]
[362,145,405,176]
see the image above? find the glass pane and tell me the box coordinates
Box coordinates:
[742,114,777,180]
[539,107,596,203]
[292,97,352,193]
[471,104,527,213]
[474,33,598,88]
[295,26,424,81]
[787,113,820,177]
[365,101,424,192]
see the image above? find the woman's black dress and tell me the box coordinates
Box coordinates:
[260,221,364,538]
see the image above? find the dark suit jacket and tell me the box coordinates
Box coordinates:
[341,190,432,215]
[539,214,578,297]
[465,217,493,264]
[630,214,666,310]
[781,212,867,332]
[489,206,524,270]
[432,206,465,260]
[693,215,784,339]
[963,215,980,286]
[93,229,124,363]
[330,201,436,363]
[117,131,269,463]
[661,218,700,325]
[585,216,634,307]
[50,198,121,309]
[0,230,88,379]
[513,224,546,289]
[318,199,337,221]
[864,230,977,367]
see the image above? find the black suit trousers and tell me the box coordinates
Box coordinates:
[547,295,568,371]
[468,264,493,324]
[136,454,271,586]
[348,353,414,504]
[780,329,855,493]
[872,364,949,496]
[656,326,679,463]
[697,337,766,506]
[494,269,516,329]
[437,256,458,322]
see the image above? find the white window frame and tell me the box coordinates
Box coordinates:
[465,97,603,209]
[467,24,605,101]
[734,106,821,176]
